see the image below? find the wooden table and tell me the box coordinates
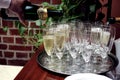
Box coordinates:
[14,45,66,80]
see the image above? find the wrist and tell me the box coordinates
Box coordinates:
[8,0,16,11]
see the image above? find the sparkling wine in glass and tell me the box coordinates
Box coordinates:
[43,35,55,57]
[99,26,115,68]
[43,27,55,64]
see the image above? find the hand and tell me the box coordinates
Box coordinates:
[8,0,29,26]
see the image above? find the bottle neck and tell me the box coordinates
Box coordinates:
[37,7,48,20]
[37,7,63,20]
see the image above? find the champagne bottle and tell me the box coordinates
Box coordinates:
[0,1,63,21]
[108,17,120,24]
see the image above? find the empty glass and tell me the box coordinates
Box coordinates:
[68,30,79,60]
[54,23,67,60]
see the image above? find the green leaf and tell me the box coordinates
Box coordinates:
[35,19,42,27]
[34,33,43,44]
[66,5,76,14]
[19,26,25,35]
[58,3,64,10]
[45,17,53,26]
[90,4,96,12]
[15,21,23,28]
[41,2,50,7]
[3,26,8,32]
[15,21,19,27]
[38,38,43,43]
[61,0,64,2]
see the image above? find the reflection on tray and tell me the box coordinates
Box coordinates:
[37,50,118,76]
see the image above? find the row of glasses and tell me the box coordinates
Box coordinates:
[43,23,66,57]
[42,20,116,73]
[67,21,115,72]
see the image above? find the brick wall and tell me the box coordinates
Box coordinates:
[0,0,61,66]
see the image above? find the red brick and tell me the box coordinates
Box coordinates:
[0,37,1,42]
[9,45,32,51]
[8,59,28,66]
[4,51,14,58]
[16,52,28,58]
[0,51,2,57]
[9,29,20,35]
[0,58,7,65]
[0,28,7,35]
[27,21,44,28]
[52,0,61,4]
[3,37,14,43]
[29,22,39,28]
[0,44,7,50]
[2,20,13,28]
[15,37,26,44]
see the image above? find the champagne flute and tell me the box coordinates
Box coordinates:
[43,35,54,56]
[55,23,66,60]
[52,23,67,71]
[81,23,94,72]
[99,26,116,68]
[43,28,55,63]
[68,29,79,59]
[64,23,83,72]
[100,25,116,50]
[90,23,103,64]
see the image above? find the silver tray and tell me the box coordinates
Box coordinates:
[37,50,118,76]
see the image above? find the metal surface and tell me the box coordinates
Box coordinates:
[37,50,118,76]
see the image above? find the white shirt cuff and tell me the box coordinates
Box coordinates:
[0,0,11,8]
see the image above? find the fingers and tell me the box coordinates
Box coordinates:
[9,0,29,27]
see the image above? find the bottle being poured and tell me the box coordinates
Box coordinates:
[0,1,63,21]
